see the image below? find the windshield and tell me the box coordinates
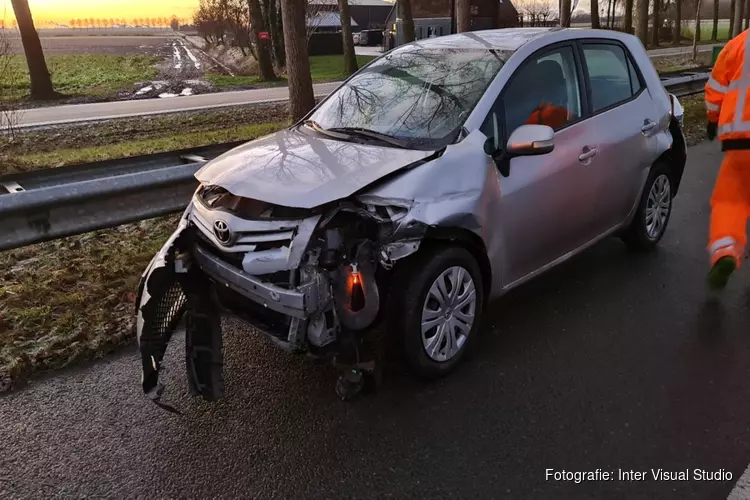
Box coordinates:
[307,46,507,149]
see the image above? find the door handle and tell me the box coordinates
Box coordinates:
[641,120,657,133]
[578,146,598,162]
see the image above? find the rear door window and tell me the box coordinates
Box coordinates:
[581,43,642,113]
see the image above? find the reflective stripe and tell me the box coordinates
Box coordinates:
[718,32,750,137]
[708,77,729,93]
[710,236,738,253]
[706,101,721,112]
[717,121,750,134]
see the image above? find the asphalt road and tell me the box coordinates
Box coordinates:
[12,43,721,130]
[2,141,750,499]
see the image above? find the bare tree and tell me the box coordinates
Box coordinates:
[672,0,682,43]
[0,21,20,139]
[711,0,719,39]
[399,0,415,43]
[338,0,358,75]
[693,0,703,58]
[591,0,601,28]
[305,0,327,40]
[560,0,572,26]
[733,0,744,36]
[624,0,634,32]
[249,0,277,80]
[635,0,649,45]
[652,0,661,45]
[281,0,315,121]
[10,0,58,100]
[457,0,471,31]
[520,0,555,24]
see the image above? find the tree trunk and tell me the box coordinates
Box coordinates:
[280,0,314,121]
[672,0,682,43]
[273,4,285,67]
[696,7,702,41]
[399,0,415,42]
[711,0,719,39]
[560,0,572,26]
[733,0,744,36]
[591,0,601,28]
[10,0,57,100]
[457,0,471,32]
[652,0,661,46]
[693,0,703,59]
[625,0,634,33]
[635,0,649,45]
[745,0,750,30]
[249,0,276,81]
[337,0,358,75]
[730,0,736,36]
[739,0,746,35]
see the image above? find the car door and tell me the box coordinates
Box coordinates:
[480,43,600,287]
[577,40,660,235]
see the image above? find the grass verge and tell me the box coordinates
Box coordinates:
[0,95,706,392]
[1,54,160,101]
[651,51,713,73]
[0,111,289,391]
[0,102,291,175]
[207,55,376,89]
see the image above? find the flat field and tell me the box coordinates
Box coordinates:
[7,32,173,56]
[1,30,211,103]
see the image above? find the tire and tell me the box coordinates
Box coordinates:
[389,244,485,380]
[621,162,674,251]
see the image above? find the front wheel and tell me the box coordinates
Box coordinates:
[621,163,674,251]
[390,245,485,380]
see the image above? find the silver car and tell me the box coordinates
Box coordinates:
[136,28,687,406]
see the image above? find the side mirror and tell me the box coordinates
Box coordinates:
[506,124,555,156]
[483,124,555,177]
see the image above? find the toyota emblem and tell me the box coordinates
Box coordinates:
[213,219,232,245]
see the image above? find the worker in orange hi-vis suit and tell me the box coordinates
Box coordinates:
[524,102,570,130]
[705,29,750,290]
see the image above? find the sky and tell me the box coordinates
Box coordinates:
[1,0,199,25]
[0,0,598,27]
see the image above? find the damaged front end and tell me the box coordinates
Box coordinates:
[135,185,426,409]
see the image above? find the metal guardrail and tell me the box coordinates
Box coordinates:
[0,72,710,253]
[0,141,244,251]
[661,70,710,97]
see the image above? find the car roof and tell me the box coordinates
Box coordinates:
[400,27,630,53]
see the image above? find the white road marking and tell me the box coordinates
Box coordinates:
[172,42,182,70]
[180,40,202,70]
[728,464,750,499]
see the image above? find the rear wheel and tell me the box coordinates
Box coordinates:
[390,245,485,379]
[621,162,673,251]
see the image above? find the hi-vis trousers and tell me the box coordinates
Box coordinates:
[709,150,750,267]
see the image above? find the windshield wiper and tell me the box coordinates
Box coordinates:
[327,127,409,148]
[302,120,352,140]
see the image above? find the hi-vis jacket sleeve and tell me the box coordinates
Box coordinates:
[706,44,735,123]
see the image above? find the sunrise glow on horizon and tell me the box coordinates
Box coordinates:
[1,0,199,25]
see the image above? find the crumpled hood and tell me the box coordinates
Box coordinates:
[194,127,435,209]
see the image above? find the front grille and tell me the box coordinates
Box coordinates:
[154,283,187,335]
[195,231,243,269]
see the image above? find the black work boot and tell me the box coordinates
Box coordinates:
[707,256,737,291]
